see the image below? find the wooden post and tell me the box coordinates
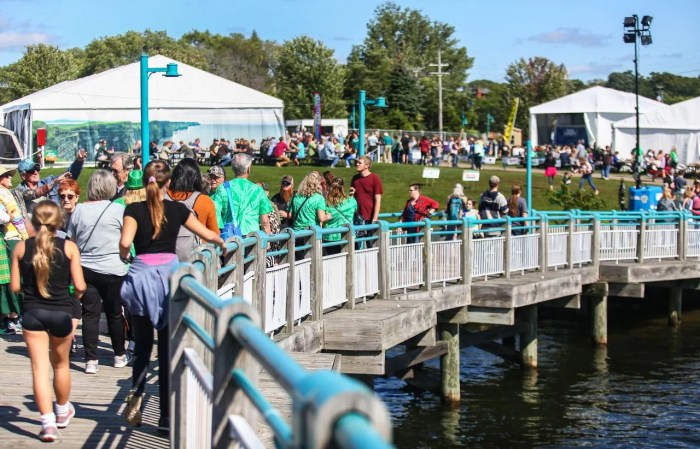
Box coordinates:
[669,286,682,326]
[439,323,460,404]
[252,233,267,319]
[567,216,575,270]
[345,226,357,309]
[461,217,473,285]
[539,217,548,273]
[284,229,297,333]
[423,219,433,291]
[378,222,392,299]
[310,226,324,320]
[679,213,687,261]
[590,295,607,345]
[637,214,646,263]
[504,218,511,279]
[519,305,538,369]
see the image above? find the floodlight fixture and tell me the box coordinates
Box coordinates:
[640,35,652,46]
[641,15,653,27]
[624,33,636,44]
[623,16,636,28]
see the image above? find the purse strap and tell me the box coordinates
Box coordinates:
[79,202,113,253]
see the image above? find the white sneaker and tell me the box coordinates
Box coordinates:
[114,353,131,368]
[85,360,99,374]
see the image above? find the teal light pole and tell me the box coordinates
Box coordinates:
[140,53,181,167]
[358,90,387,156]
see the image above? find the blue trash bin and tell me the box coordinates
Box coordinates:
[629,186,663,211]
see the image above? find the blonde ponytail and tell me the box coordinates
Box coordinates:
[30,201,63,298]
[143,160,171,239]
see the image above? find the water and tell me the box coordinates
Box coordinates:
[377,304,700,448]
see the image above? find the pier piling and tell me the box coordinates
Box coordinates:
[440,323,461,403]
[591,295,608,345]
[668,287,682,326]
[519,305,538,369]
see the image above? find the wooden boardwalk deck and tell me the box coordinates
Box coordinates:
[0,330,168,448]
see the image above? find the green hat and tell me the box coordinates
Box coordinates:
[125,170,143,190]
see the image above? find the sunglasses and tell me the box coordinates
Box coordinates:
[281,181,292,187]
[26,169,40,175]
[59,194,76,200]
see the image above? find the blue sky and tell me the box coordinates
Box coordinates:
[1,0,698,82]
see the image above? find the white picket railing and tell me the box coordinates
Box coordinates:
[243,271,254,303]
[643,224,678,260]
[572,230,594,265]
[547,231,568,268]
[687,226,700,259]
[355,247,380,298]
[184,348,212,449]
[389,243,424,289]
[599,225,639,261]
[431,240,462,283]
[322,253,348,310]
[510,234,540,273]
[264,263,289,333]
[472,237,505,278]
[293,259,312,321]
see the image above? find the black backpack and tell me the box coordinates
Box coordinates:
[164,191,201,261]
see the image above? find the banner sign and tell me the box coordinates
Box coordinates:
[482,156,497,165]
[504,97,519,144]
[313,92,322,141]
[503,157,520,166]
[462,170,480,182]
[422,167,441,179]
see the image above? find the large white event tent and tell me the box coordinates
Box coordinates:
[0,55,284,159]
[529,86,667,149]
[612,96,700,164]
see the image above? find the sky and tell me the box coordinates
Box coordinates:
[1,0,699,83]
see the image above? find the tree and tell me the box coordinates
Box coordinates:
[274,36,346,120]
[81,30,206,76]
[385,64,423,129]
[505,57,569,137]
[345,2,474,131]
[0,44,82,103]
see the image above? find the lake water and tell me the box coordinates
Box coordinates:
[376,301,700,448]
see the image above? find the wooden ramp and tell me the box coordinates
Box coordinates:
[0,331,167,448]
[256,352,340,448]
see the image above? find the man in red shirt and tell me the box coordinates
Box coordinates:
[272,138,291,167]
[351,156,383,223]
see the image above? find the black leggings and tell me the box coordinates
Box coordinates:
[23,308,73,337]
[81,267,127,360]
[131,315,169,418]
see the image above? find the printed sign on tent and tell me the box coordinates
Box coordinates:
[462,170,480,182]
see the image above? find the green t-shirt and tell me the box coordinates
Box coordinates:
[210,178,273,235]
[291,193,326,230]
[324,197,358,241]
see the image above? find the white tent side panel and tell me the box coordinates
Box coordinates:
[613,127,700,164]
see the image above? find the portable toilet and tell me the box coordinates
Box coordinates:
[629,186,663,211]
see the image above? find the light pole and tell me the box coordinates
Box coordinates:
[140,53,181,167]
[623,15,653,188]
[358,90,387,157]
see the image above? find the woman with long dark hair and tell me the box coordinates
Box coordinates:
[11,200,86,442]
[508,184,528,236]
[120,160,226,432]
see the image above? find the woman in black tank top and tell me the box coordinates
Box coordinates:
[10,201,86,442]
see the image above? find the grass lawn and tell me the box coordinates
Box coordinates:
[23,161,636,214]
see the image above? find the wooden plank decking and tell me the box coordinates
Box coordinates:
[0,331,167,448]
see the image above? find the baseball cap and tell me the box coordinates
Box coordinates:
[208,165,225,179]
[18,159,40,174]
[125,170,143,190]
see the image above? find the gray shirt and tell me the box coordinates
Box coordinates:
[67,200,128,276]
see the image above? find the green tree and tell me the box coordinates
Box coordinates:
[468,80,511,135]
[274,36,346,120]
[505,57,569,137]
[385,63,423,128]
[81,30,206,76]
[605,70,655,99]
[345,2,474,131]
[0,44,82,103]
[648,71,700,104]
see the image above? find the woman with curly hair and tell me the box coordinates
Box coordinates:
[324,178,357,255]
[289,171,331,231]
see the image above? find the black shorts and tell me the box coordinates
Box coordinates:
[22,308,74,337]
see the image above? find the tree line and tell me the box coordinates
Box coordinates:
[1,2,698,137]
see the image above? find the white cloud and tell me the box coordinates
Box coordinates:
[569,62,621,76]
[529,28,610,48]
[0,32,52,51]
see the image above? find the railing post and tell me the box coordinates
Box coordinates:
[567,214,575,270]
[461,217,473,285]
[504,218,511,279]
[423,219,432,291]
[539,216,547,273]
[377,221,392,299]
[678,211,686,261]
[229,237,245,296]
[285,229,297,333]
[169,264,203,448]
[637,213,646,263]
[592,216,601,268]
[192,243,217,292]
[345,226,357,309]
[310,226,324,320]
[252,233,268,321]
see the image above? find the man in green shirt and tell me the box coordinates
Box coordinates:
[209,155,272,235]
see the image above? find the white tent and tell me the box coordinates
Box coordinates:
[529,86,668,148]
[0,55,285,159]
[612,96,700,164]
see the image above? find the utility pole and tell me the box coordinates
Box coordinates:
[430,50,449,140]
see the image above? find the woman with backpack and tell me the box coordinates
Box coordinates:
[324,178,358,255]
[120,160,226,432]
[401,184,439,244]
[445,184,467,240]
